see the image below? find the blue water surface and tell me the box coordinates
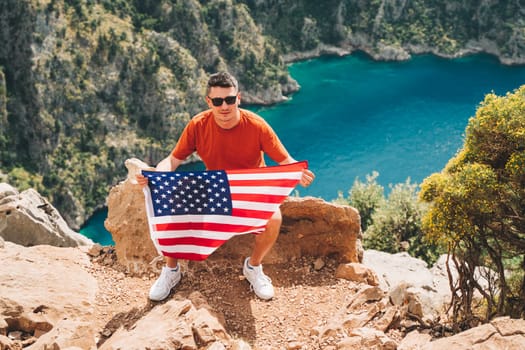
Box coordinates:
[251,52,525,200]
[80,52,525,244]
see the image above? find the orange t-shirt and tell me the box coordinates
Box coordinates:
[172,109,290,170]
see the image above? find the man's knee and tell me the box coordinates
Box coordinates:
[268,208,282,227]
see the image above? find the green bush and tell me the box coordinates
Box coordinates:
[365,179,441,265]
[335,172,441,265]
[334,171,385,232]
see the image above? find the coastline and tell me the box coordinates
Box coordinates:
[281,41,525,66]
[265,40,525,107]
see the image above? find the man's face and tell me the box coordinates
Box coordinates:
[206,86,241,129]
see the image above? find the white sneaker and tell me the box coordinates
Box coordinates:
[243,257,274,300]
[149,265,181,301]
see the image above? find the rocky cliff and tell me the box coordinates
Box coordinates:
[0,0,296,228]
[249,0,525,65]
[1,0,525,228]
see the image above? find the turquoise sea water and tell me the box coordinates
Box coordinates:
[80,208,114,245]
[80,52,525,245]
[252,52,525,199]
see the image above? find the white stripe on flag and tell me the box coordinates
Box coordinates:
[227,171,303,181]
[160,244,218,255]
[232,200,280,211]
[143,188,164,256]
[152,230,240,240]
[230,186,296,195]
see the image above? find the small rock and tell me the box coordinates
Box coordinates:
[286,341,304,349]
[313,257,325,271]
[87,243,103,257]
[8,330,22,340]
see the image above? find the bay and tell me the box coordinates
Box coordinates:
[80,52,525,244]
[251,52,525,200]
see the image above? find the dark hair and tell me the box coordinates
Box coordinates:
[206,72,238,94]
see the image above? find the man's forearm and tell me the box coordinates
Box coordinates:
[156,154,184,171]
[278,156,298,165]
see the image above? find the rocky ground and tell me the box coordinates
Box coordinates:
[89,251,394,349]
[4,242,525,350]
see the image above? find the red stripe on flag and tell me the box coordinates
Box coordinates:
[162,251,210,261]
[231,207,274,219]
[158,237,226,248]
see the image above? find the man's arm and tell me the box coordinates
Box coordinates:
[155,154,184,171]
[278,156,298,165]
[135,154,185,186]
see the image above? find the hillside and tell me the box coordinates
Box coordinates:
[1,0,525,228]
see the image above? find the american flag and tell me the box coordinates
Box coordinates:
[142,161,307,260]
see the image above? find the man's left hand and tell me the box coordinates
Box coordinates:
[300,168,315,187]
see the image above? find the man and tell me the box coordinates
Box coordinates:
[136,72,315,301]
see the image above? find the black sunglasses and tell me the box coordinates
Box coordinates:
[208,95,237,106]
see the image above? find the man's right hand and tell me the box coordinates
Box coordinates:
[135,173,149,186]
[125,158,155,185]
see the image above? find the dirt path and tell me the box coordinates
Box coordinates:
[90,254,361,349]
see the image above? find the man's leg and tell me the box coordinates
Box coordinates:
[166,256,178,268]
[243,209,281,300]
[249,209,282,265]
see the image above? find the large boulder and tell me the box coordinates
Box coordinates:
[213,196,362,264]
[362,250,501,323]
[0,241,98,349]
[362,250,435,290]
[0,183,92,247]
[418,317,525,350]
[362,250,451,322]
[104,178,160,275]
[279,196,362,263]
[99,297,233,350]
[105,161,363,275]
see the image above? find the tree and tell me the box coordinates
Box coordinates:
[420,86,525,327]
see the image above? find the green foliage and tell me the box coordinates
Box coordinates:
[366,180,418,247]
[335,171,385,232]
[7,167,44,194]
[364,179,441,265]
[242,0,525,60]
[0,69,6,153]
[335,172,441,265]
[420,85,525,323]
